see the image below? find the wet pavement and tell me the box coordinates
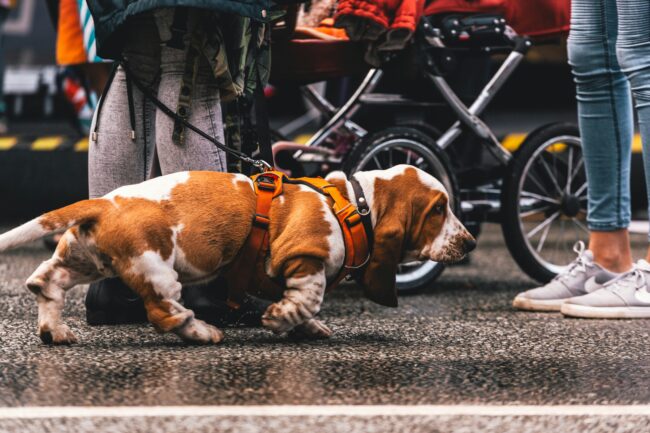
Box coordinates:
[1,223,650,432]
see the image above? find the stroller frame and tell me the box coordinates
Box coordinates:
[293,18,530,206]
[276,15,586,287]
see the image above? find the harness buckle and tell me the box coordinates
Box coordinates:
[253,213,270,228]
[345,211,362,228]
[335,203,354,216]
[256,174,278,191]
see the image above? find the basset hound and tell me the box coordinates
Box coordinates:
[0,165,475,345]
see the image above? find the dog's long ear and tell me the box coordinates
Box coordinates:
[359,224,404,307]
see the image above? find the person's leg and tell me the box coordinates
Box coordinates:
[589,230,633,272]
[513,0,631,311]
[88,17,160,197]
[561,0,650,318]
[615,0,650,260]
[569,0,635,272]
[153,11,227,174]
[85,14,161,325]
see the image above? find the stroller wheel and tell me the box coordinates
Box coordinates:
[501,123,587,283]
[343,127,458,295]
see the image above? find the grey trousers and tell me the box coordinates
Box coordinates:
[88,9,227,198]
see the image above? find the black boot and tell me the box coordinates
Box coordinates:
[85,278,269,327]
[85,278,147,325]
[182,282,270,328]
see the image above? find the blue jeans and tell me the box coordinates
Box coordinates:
[568,0,650,231]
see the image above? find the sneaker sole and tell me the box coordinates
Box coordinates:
[512,296,565,312]
[561,303,650,319]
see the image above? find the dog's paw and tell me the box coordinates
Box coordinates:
[261,316,293,334]
[176,318,224,344]
[262,301,305,334]
[288,318,332,340]
[39,324,78,345]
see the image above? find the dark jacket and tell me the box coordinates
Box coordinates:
[87,0,272,59]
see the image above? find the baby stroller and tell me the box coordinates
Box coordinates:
[269,1,580,293]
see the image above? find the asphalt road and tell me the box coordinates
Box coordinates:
[1,223,650,432]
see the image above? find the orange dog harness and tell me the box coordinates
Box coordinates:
[226,171,372,308]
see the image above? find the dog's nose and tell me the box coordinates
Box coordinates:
[463,238,477,253]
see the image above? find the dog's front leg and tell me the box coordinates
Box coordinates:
[288,318,333,340]
[262,259,326,334]
[115,255,223,345]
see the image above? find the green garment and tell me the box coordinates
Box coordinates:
[86,0,272,60]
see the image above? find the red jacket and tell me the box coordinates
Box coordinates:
[335,0,423,44]
[336,0,425,35]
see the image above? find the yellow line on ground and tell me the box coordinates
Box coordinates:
[501,133,643,153]
[31,136,64,151]
[293,134,312,145]
[3,132,646,153]
[501,133,527,152]
[0,136,17,150]
[74,138,89,152]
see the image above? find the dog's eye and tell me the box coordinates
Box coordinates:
[433,204,446,214]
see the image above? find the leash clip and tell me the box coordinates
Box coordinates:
[252,159,274,172]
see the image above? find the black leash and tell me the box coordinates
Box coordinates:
[251,21,274,168]
[114,60,273,172]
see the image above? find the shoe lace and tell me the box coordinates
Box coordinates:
[554,241,592,283]
[604,266,647,292]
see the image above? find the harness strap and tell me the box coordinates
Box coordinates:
[227,172,372,307]
[313,179,370,290]
[295,176,370,270]
[226,171,284,308]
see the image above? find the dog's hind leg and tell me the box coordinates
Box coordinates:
[26,229,103,345]
[27,259,80,345]
[262,258,326,334]
[114,252,223,344]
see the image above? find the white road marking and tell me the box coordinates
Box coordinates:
[1,405,650,419]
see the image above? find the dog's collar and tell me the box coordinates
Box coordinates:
[350,175,374,256]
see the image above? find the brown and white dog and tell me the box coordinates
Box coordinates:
[0,165,474,345]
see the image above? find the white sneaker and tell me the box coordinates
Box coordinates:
[513,241,619,311]
[561,259,650,319]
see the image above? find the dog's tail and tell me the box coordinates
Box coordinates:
[0,199,108,252]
